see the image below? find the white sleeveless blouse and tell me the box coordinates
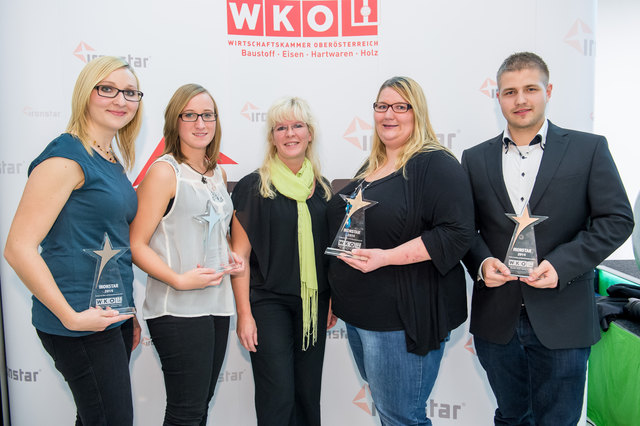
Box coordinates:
[143,154,235,319]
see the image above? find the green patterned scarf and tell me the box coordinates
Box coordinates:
[270,156,318,350]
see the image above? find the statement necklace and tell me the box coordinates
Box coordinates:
[92,141,116,163]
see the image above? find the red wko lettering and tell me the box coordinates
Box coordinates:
[227,0,378,37]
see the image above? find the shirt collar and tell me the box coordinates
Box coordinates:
[502,119,548,152]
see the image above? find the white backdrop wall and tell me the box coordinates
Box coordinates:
[0,0,628,425]
[594,0,640,260]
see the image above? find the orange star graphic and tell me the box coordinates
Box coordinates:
[507,205,545,240]
[344,187,375,221]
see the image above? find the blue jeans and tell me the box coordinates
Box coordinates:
[37,319,134,426]
[147,315,230,426]
[345,323,446,426]
[474,307,590,426]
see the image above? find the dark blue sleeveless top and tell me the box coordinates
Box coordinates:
[28,133,137,336]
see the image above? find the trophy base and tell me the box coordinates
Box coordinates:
[92,305,137,314]
[215,262,240,273]
[505,258,537,278]
[511,272,532,278]
[115,307,137,315]
[324,247,367,261]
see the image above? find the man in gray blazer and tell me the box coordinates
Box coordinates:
[462,52,634,425]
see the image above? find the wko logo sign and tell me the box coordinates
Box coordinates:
[227,0,378,37]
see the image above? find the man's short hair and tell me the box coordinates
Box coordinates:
[497,52,549,88]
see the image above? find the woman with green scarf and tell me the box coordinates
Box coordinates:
[230,97,335,426]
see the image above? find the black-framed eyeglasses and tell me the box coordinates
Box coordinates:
[373,102,412,113]
[179,112,217,122]
[94,85,143,102]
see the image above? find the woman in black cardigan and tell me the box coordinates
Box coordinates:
[230,97,335,426]
[327,76,474,426]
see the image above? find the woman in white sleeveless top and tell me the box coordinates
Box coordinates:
[130,84,243,426]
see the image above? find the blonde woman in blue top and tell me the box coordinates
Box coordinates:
[4,56,144,425]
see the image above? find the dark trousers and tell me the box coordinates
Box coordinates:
[474,307,590,426]
[146,315,230,426]
[37,319,134,426]
[250,290,329,426]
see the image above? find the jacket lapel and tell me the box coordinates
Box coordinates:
[529,121,569,210]
[485,135,514,213]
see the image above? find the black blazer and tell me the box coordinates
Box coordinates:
[461,121,634,349]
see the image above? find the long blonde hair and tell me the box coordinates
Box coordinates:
[357,76,453,179]
[66,56,143,171]
[162,84,221,171]
[258,97,331,201]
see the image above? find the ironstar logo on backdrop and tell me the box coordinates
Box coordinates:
[479,78,498,99]
[241,102,267,122]
[7,367,40,383]
[0,161,26,175]
[564,19,595,56]
[73,41,151,68]
[464,336,476,355]
[353,384,377,416]
[428,399,465,421]
[343,117,459,151]
[436,132,458,149]
[344,116,373,151]
[352,385,467,420]
[218,368,247,383]
[227,0,380,59]
[23,106,61,119]
[326,326,348,339]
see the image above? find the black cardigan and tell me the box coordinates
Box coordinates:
[328,150,475,355]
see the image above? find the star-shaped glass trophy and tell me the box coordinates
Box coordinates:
[325,186,378,260]
[504,204,548,277]
[194,200,238,272]
[83,233,135,314]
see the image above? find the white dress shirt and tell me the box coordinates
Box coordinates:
[502,119,548,215]
[478,119,548,280]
